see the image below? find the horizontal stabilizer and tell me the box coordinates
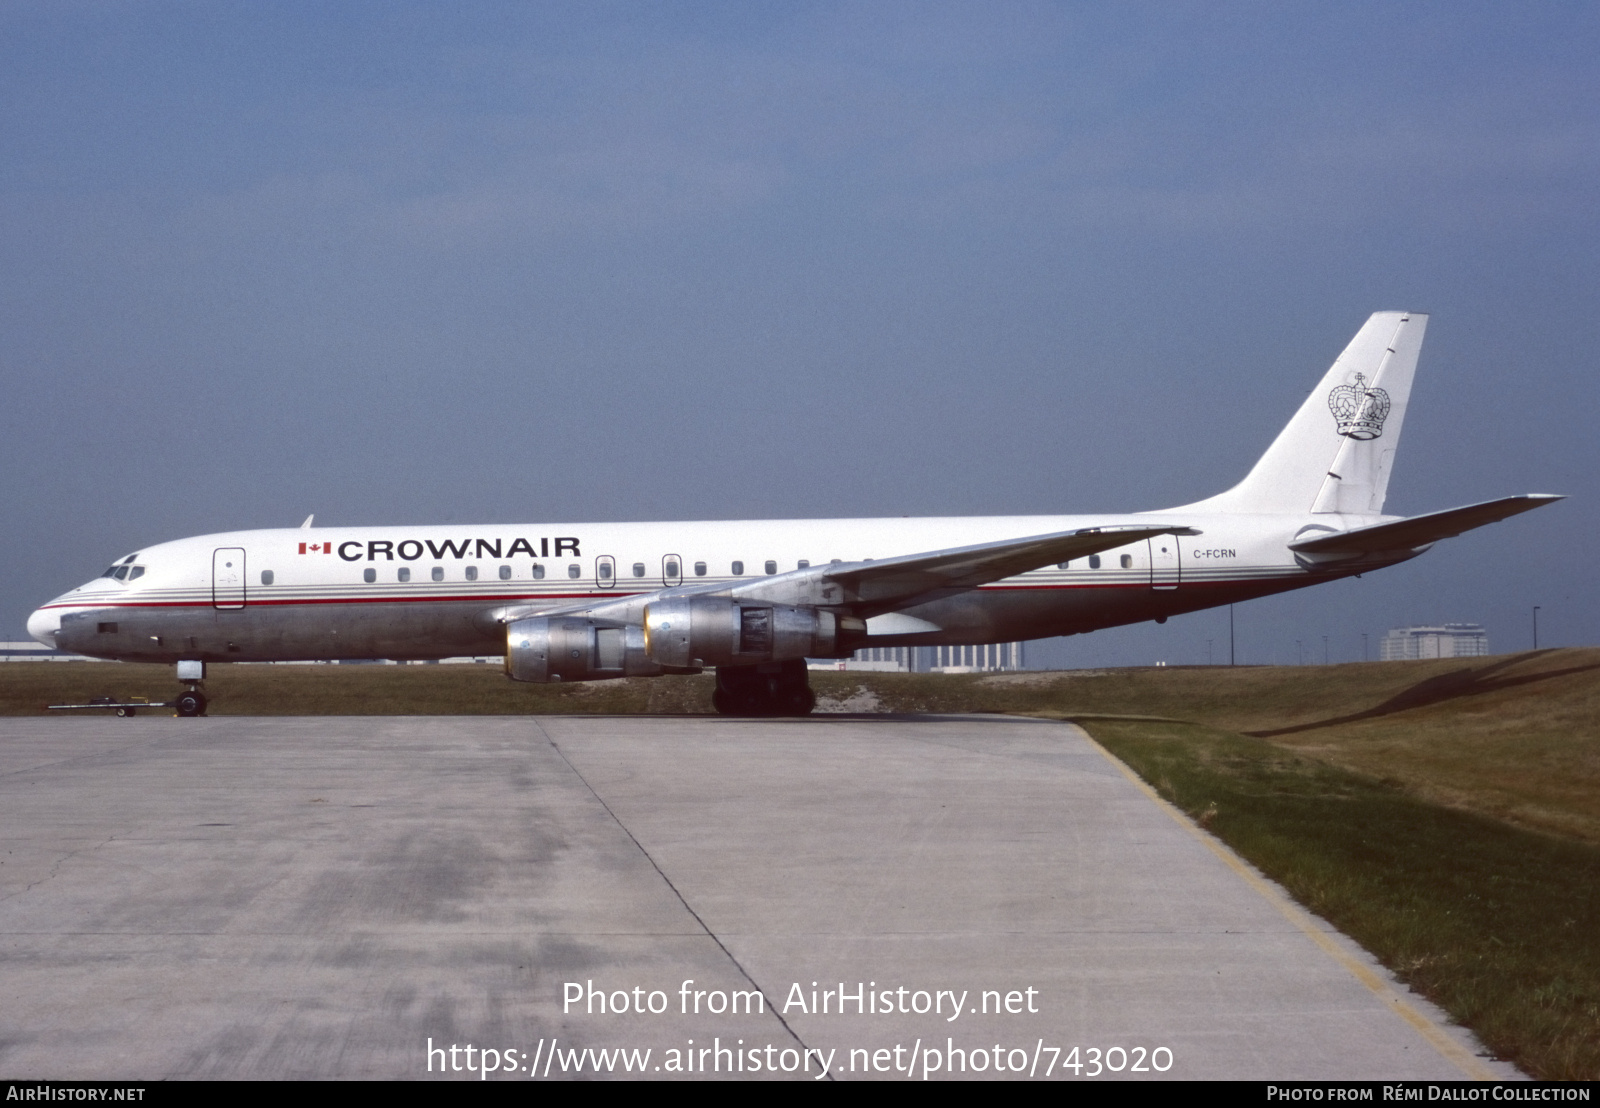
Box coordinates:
[1288,495,1564,557]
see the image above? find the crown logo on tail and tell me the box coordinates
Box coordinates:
[1328,372,1391,440]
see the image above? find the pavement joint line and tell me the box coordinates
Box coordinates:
[532,718,822,1074]
[1076,721,1505,1083]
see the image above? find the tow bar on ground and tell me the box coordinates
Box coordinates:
[48,696,172,717]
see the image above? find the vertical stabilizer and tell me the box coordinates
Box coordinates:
[1180,312,1426,516]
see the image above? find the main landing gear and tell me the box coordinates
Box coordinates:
[712,659,817,717]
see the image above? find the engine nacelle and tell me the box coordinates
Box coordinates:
[505,616,664,683]
[643,596,839,668]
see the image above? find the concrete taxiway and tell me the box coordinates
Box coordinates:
[0,714,1513,1080]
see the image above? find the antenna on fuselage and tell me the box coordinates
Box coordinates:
[300,514,315,529]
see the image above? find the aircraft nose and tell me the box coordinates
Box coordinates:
[27,605,60,648]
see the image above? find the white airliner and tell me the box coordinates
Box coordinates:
[29,312,1560,716]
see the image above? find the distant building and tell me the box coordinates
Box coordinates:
[1379,624,1489,661]
[814,642,1026,674]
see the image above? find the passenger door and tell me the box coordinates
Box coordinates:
[1148,537,1180,590]
[212,547,246,609]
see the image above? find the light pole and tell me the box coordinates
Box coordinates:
[1323,635,1329,665]
[1362,633,1369,662]
[1533,606,1541,650]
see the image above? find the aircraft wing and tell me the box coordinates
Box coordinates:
[1289,494,1564,557]
[722,523,1199,616]
[523,523,1198,627]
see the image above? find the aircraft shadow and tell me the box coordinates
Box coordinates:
[1245,650,1600,739]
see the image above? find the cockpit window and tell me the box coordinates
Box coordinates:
[100,554,142,580]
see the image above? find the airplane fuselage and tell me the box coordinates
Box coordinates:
[32,510,1408,665]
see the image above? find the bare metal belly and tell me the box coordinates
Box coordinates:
[55,600,505,663]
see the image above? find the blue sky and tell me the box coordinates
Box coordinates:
[3,1,1595,665]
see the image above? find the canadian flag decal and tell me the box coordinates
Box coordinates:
[298,542,332,554]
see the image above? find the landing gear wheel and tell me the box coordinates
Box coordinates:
[779,687,816,716]
[115,706,135,717]
[175,689,207,717]
[713,660,815,717]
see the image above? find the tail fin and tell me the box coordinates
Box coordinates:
[1182,311,1427,516]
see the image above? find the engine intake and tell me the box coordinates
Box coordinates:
[505,616,664,683]
[643,596,839,668]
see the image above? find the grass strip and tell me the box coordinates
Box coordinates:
[1081,718,1600,1080]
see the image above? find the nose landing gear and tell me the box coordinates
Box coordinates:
[712,659,817,717]
[174,660,207,717]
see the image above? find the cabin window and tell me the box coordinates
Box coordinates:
[1088,555,1101,569]
[764,560,777,575]
[363,568,376,583]
[531,564,544,580]
[128,566,145,580]
[260,570,274,585]
[431,566,444,582]
[465,566,478,581]
[632,562,646,577]
[694,561,707,576]
[797,559,810,569]
[567,564,581,579]
[398,567,411,582]
[830,558,842,564]
[665,558,680,578]
[1120,554,1133,569]
[731,561,744,576]
[112,565,130,581]
[1057,562,1070,570]
[598,562,613,581]
[499,565,511,580]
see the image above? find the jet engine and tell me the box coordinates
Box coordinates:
[643,596,840,668]
[505,616,664,683]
